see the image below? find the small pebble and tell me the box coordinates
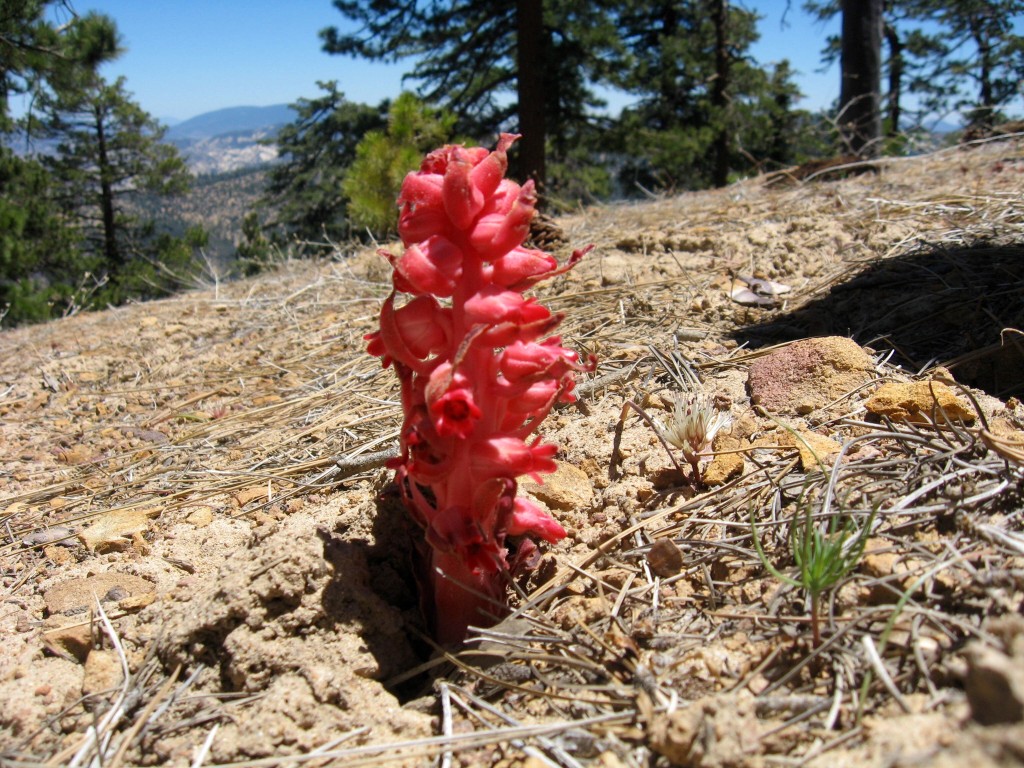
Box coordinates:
[647,538,684,578]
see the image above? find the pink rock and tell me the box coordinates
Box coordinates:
[748,337,875,415]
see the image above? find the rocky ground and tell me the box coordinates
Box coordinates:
[2,135,1024,767]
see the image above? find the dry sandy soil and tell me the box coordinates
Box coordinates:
[2,136,1024,767]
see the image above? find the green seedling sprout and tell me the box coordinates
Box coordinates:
[750,422,875,647]
[751,494,875,647]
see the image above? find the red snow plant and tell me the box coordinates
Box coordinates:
[366,134,593,644]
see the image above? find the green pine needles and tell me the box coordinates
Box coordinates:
[751,490,876,647]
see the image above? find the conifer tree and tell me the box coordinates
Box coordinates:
[262,81,386,241]
[320,0,617,191]
[40,73,190,275]
[608,0,796,189]
[342,92,456,235]
[808,0,1022,139]
[7,11,199,316]
[914,0,1024,129]
[0,3,114,323]
[839,0,883,155]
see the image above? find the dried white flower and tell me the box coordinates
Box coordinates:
[656,392,732,469]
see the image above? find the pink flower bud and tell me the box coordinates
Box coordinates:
[474,435,558,483]
[507,497,566,542]
[468,180,536,258]
[489,246,557,287]
[499,338,578,383]
[391,236,464,297]
[442,149,485,230]
[376,293,451,369]
[397,173,447,245]
[503,379,559,416]
[468,133,516,200]
[464,285,551,326]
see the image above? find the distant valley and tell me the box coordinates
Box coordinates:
[165,104,295,175]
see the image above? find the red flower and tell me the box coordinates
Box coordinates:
[489,246,557,287]
[499,338,578,383]
[369,135,592,644]
[374,293,451,371]
[397,172,447,245]
[468,180,537,259]
[426,506,505,574]
[432,388,481,437]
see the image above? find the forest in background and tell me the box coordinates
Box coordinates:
[2,0,1022,327]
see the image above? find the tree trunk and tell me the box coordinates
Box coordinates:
[883,21,902,137]
[515,0,546,191]
[970,16,995,129]
[94,103,120,269]
[710,0,730,187]
[839,0,882,156]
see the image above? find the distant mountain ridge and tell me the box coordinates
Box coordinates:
[166,104,295,142]
[166,104,295,175]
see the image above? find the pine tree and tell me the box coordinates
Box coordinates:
[26,13,198,310]
[0,149,86,324]
[608,0,793,189]
[261,81,386,242]
[1,4,115,323]
[913,0,1024,130]
[1,0,72,130]
[40,75,190,275]
[808,0,1022,140]
[320,1,617,191]
[342,92,457,236]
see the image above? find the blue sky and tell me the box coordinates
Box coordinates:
[47,1,843,124]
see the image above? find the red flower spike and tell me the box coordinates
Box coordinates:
[368,135,594,644]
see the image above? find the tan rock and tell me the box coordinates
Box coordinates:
[234,484,270,507]
[861,537,899,579]
[748,336,875,415]
[650,691,763,766]
[78,507,159,552]
[520,461,594,511]
[777,426,842,470]
[82,649,124,708]
[865,381,975,424]
[703,452,744,486]
[42,619,93,662]
[44,573,155,615]
[185,505,215,527]
[966,643,1024,725]
[118,592,157,612]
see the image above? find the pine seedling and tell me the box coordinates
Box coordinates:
[751,491,875,647]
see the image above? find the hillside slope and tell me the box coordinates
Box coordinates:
[2,137,1023,766]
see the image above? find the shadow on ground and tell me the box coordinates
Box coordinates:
[733,241,1024,400]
